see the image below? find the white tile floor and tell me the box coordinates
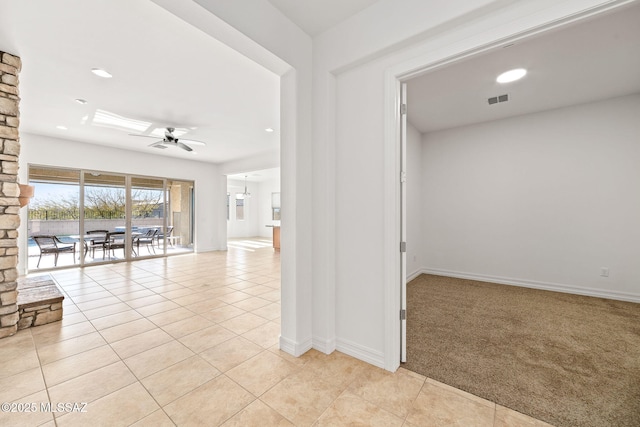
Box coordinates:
[1,239,553,426]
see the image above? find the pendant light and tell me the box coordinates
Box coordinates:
[243,175,251,198]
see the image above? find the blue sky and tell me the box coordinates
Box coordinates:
[30,183,78,205]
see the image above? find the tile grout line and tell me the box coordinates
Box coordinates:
[20,247,284,426]
[92,268,189,426]
[220,348,301,425]
[31,328,58,427]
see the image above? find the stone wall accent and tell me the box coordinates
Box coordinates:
[17,275,64,329]
[0,51,22,339]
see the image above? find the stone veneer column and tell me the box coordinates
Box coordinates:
[0,51,22,339]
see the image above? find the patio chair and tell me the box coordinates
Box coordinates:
[32,235,76,267]
[104,231,127,259]
[156,225,174,247]
[133,228,158,256]
[85,229,108,258]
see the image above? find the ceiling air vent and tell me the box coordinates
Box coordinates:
[488,94,509,105]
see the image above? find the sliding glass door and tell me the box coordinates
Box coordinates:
[131,176,165,258]
[27,167,80,270]
[82,172,126,263]
[27,165,194,271]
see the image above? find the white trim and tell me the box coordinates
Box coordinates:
[383,70,402,373]
[407,269,422,283]
[311,70,337,359]
[312,336,337,355]
[419,268,640,303]
[390,0,638,83]
[336,338,386,370]
[279,335,313,357]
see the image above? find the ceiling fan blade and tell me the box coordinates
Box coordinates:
[176,142,193,152]
[176,138,206,146]
[129,133,158,139]
[149,141,168,149]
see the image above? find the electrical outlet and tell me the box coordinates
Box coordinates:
[600,267,609,277]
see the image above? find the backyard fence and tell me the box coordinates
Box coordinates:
[28,218,164,237]
[29,210,129,221]
[28,209,163,221]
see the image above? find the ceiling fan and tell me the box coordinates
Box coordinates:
[129,127,206,152]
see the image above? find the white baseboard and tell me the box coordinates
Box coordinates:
[407,269,422,282]
[419,268,640,303]
[193,245,226,253]
[312,336,336,355]
[336,337,385,369]
[279,335,313,357]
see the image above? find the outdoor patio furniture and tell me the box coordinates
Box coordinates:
[85,229,108,258]
[32,235,76,267]
[104,231,127,259]
[133,228,158,256]
[156,225,174,247]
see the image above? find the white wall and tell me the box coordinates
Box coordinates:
[226,179,277,239]
[225,175,281,239]
[418,94,640,301]
[226,180,257,238]
[18,133,227,274]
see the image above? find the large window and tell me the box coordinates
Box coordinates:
[235,193,245,220]
[83,172,126,264]
[27,165,194,271]
[272,192,281,221]
[130,176,165,258]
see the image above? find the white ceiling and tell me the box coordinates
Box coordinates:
[1,1,638,168]
[228,167,280,184]
[0,0,280,164]
[407,3,640,134]
[267,0,380,36]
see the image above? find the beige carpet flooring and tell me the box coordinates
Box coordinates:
[404,274,640,427]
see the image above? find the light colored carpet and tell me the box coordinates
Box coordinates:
[404,274,640,427]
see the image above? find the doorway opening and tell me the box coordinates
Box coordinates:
[225,168,281,253]
[394,2,640,366]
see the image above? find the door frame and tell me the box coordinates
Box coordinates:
[400,82,408,363]
[381,1,628,372]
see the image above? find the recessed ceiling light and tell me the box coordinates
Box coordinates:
[497,68,527,83]
[56,125,68,130]
[265,128,274,133]
[75,98,88,105]
[91,68,112,78]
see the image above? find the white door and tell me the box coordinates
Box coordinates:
[400,82,408,363]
